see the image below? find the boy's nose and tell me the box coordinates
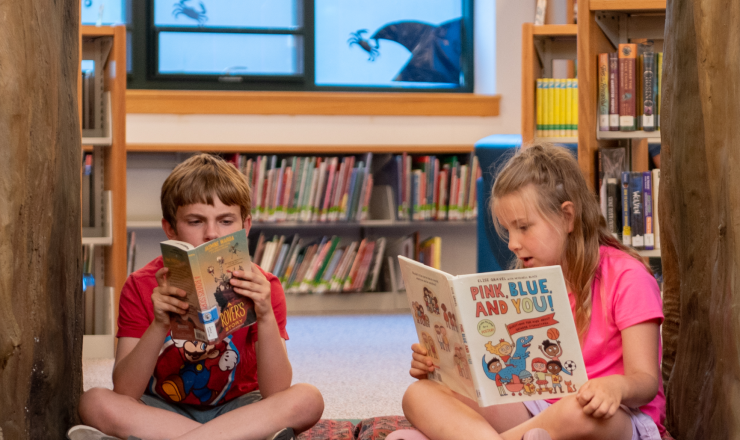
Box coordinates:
[204,222,219,241]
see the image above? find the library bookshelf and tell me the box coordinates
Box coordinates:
[79,25,127,358]
[125,145,478,315]
[576,0,665,189]
[521,23,578,144]
[521,1,665,259]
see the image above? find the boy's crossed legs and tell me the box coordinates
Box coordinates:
[402,380,633,440]
[79,383,323,440]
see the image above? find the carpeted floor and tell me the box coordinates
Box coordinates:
[83,314,418,420]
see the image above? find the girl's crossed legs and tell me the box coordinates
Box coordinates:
[398,380,635,440]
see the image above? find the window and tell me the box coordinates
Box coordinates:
[85,0,473,92]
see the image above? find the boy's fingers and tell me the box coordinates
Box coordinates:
[155,267,169,287]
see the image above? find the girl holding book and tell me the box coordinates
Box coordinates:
[392,143,665,440]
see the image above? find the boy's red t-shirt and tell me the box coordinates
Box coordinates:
[117,256,289,406]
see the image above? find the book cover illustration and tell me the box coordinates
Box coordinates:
[399,257,588,407]
[161,229,256,343]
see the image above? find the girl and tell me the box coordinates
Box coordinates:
[392,143,665,440]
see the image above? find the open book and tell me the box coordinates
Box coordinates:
[398,256,588,407]
[160,229,256,343]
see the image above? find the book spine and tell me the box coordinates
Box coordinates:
[630,172,645,250]
[573,78,579,135]
[553,79,562,137]
[565,78,573,137]
[643,171,654,250]
[606,178,620,240]
[598,53,610,131]
[621,172,632,246]
[536,79,543,137]
[652,168,661,249]
[642,51,656,131]
[187,250,218,342]
[618,44,637,131]
[657,52,663,129]
[608,52,620,131]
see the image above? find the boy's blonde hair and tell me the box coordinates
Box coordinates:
[161,154,251,230]
[490,142,649,341]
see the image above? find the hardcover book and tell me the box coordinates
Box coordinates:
[618,44,637,131]
[621,172,632,246]
[598,53,610,131]
[643,172,655,250]
[160,229,256,343]
[629,172,645,250]
[608,52,620,131]
[399,257,588,407]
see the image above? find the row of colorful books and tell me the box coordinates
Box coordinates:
[535,78,579,137]
[601,170,661,251]
[227,154,374,224]
[597,147,660,251]
[377,153,481,222]
[597,42,663,132]
[253,233,386,294]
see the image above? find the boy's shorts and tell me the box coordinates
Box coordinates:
[140,391,262,424]
[523,400,662,440]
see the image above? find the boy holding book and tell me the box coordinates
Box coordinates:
[70,154,324,440]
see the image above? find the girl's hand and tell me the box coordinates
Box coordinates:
[152,267,189,328]
[576,376,625,419]
[230,263,273,323]
[409,343,436,380]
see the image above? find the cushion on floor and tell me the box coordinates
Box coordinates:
[298,419,355,440]
[353,416,417,440]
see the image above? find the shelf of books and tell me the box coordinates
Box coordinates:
[521,23,578,145]
[577,0,665,191]
[580,0,665,260]
[80,25,127,358]
[126,151,480,315]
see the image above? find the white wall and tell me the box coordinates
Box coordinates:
[126,0,536,146]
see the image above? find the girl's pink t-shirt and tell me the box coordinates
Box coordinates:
[547,245,666,435]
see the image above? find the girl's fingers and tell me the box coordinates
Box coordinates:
[411,352,432,364]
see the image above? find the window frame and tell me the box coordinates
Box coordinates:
[127,0,474,93]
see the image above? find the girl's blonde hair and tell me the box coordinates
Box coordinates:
[490,142,650,341]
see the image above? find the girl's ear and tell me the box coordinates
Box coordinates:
[560,201,575,233]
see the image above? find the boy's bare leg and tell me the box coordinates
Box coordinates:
[79,388,200,439]
[402,380,531,440]
[79,384,323,440]
[173,383,323,440]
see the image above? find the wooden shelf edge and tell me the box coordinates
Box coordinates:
[532,24,578,36]
[127,143,475,154]
[589,0,666,12]
[81,25,117,37]
[126,90,501,117]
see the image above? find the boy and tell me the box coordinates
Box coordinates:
[70,154,324,440]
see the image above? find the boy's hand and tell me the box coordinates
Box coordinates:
[575,376,625,419]
[409,343,436,380]
[152,267,189,328]
[230,263,274,323]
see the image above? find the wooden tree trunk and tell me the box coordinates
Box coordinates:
[661,0,740,438]
[0,1,83,438]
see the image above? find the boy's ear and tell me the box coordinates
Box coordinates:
[242,214,252,233]
[162,218,178,240]
[560,201,575,233]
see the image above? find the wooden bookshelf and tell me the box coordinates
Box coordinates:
[79,25,127,358]
[127,143,475,154]
[126,90,501,117]
[589,0,666,12]
[577,0,665,189]
[521,23,578,144]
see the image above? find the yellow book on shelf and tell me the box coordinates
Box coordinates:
[565,79,573,138]
[559,79,567,137]
[536,79,544,137]
[545,78,555,137]
[573,78,579,135]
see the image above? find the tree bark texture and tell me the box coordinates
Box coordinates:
[661,0,740,438]
[0,1,83,439]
